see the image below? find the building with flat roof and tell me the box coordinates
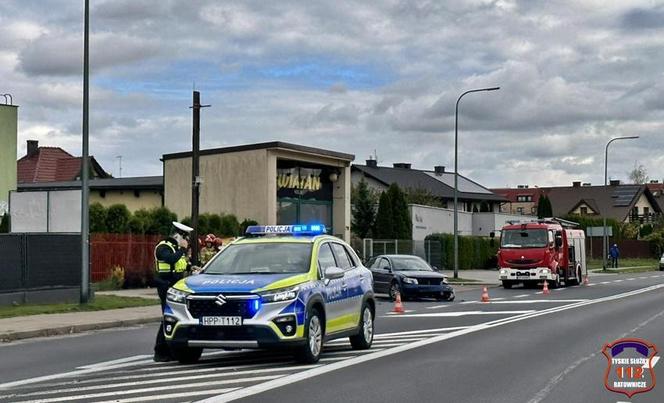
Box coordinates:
[162,141,354,240]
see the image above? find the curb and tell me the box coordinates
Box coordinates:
[0,316,162,343]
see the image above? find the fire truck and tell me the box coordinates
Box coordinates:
[496,218,586,289]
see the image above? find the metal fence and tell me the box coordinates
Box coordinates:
[91,233,161,285]
[350,238,442,266]
[0,233,81,292]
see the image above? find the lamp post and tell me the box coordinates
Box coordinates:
[453,86,500,279]
[80,0,90,303]
[603,136,639,270]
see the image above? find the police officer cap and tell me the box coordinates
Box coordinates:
[172,221,194,235]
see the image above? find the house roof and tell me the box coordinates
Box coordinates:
[17,176,164,191]
[352,164,505,202]
[162,141,355,162]
[490,187,546,204]
[17,146,110,183]
[546,184,661,221]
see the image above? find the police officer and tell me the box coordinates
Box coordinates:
[153,221,193,362]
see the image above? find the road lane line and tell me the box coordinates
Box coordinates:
[76,355,151,369]
[462,299,587,304]
[492,297,506,301]
[7,375,283,402]
[514,294,529,298]
[426,304,454,309]
[381,310,536,318]
[205,283,664,403]
[322,349,386,356]
[91,387,241,403]
[372,327,470,338]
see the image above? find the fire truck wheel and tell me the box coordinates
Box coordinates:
[502,281,514,289]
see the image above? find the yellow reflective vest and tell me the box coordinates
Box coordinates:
[154,240,188,274]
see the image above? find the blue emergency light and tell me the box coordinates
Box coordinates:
[245,224,327,236]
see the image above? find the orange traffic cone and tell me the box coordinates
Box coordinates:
[542,280,550,295]
[481,287,490,303]
[392,292,405,314]
[583,274,589,286]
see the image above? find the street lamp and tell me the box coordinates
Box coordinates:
[602,136,639,271]
[453,87,500,279]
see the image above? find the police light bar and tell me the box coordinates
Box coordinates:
[245,225,327,236]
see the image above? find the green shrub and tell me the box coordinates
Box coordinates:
[89,203,107,233]
[105,204,131,233]
[425,233,498,270]
[96,265,125,290]
[240,219,259,234]
[220,214,240,236]
[146,207,177,235]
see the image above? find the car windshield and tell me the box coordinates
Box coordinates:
[501,229,548,248]
[391,257,433,271]
[204,242,311,274]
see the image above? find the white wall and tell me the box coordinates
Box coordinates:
[472,212,536,237]
[10,190,81,233]
[410,204,473,240]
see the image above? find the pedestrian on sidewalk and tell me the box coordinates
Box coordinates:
[153,221,193,362]
[610,243,620,268]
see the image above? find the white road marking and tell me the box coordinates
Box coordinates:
[92,387,241,403]
[514,294,530,298]
[600,281,610,284]
[614,279,624,282]
[322,349,385,356]
[205,283,664,403]
[384,309,415,314]
[553,288,567,291]
[626,278,636,281]
[461,299,587,305]
[492,297,506,301]
[8,375,282,402]
[381,310,536,318]
[535,291,544,294]
[76,355,151,369]
[372,326,470,338]
[426,304,454,309]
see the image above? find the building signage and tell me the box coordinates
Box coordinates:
[277,169,322,192]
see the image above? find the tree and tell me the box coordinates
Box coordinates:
[387,183,412,239]
[219,214,240,236]
[352,179,376,238]
[146,207,177,235]
[0,213,9,233]
[404,187,443,208]
[89,203,107,233]
[628,164,648,184]
[105,204,130,233]
[373,191,394,239]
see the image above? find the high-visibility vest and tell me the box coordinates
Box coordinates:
[154,240,188,273]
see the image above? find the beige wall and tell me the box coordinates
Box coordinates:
[90,190,162,212]
[633,193,655,215]
[0,105,18,215]
[500,201,537,215]
[165,149,271,222]
[164,147,352,240]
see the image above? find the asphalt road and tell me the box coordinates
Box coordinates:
[1,272,664,402]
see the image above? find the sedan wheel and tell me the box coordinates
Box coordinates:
[350,304,374,350]
[389,282,402,301]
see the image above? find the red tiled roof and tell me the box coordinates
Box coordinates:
[490,187,548,204]
[17,147,109,183]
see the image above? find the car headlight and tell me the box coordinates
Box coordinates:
[261,286,299,303]
[402,277,418,285]
[166,287,190,303]
[539,268,550,274]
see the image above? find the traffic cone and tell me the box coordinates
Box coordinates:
[392,292,405,314]
[542,280,550,295]
[481,287,490,303]
[583,274,589,286]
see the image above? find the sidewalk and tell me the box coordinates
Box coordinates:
[0,304,161,342]
[96,288,160,299]
[441,270,500,285]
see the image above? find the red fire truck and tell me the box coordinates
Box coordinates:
[497,218,586,289]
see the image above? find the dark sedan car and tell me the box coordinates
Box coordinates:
[367,254,454,301]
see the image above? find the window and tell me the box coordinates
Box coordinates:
[344,245,359,267]
[205,243,312,274]
[580,207,588,215]
[330,243,352,270]
[371,257,388,269]
[318,243,337,273]
[516,195,532,202]
[516,207,524,214]
[644,207,650,216]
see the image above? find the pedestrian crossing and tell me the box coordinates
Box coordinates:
[0,329,458,403]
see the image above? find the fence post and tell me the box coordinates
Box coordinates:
[395,239,398,254]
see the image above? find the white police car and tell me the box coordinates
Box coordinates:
[163,225,375,364]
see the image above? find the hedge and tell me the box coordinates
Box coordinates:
[425,233,498,270]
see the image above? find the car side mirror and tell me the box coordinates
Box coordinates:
[432,265,440,271]
[489,231,495,238]
[325,267,345,281]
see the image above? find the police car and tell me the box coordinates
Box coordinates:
[164,225,375,364]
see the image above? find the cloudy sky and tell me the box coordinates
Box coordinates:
[1,0,663,188]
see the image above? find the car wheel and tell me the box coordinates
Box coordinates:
[171,346,203,364]
[389,282,402,301]
[502,280,513,289]
[568,268,581,286]
[295,307,323,364]
[350,304,374,350]
[548,276,560,289]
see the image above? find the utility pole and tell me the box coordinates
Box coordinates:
[190,91,210,266]
[80,0,90,304]
[116,155,122,178]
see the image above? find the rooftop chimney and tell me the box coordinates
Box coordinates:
[650,180,659,184]
[572,181,581,187]
[393,163,411,169]
[27,140,38,157]
[517,184,529,189]
[609,179,620,186]
[365,159,378,168]
[434,166,445,175]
